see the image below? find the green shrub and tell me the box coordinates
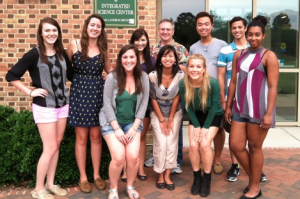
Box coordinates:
[0,105,111,187]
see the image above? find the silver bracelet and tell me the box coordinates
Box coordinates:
[29,90,33,97]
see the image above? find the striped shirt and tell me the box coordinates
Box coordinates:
[217,41,249,100]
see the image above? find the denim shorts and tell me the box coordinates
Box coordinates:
[232,115,259,125]
[101,122,143,136]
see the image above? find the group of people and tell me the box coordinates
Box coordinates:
[5,10,278,199]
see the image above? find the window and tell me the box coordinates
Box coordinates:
[162,0,205,51]
[209,0,252,43]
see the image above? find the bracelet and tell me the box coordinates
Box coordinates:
[29,90,33,97]
[132,126,138,131]
[159,119,165,123]
[114,127,120,131]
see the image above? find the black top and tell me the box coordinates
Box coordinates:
[6,46,73,108]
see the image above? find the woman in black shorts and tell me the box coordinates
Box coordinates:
[179,54,223,197]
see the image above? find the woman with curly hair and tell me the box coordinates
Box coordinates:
[225,15,279,199]
[67,14,112,193]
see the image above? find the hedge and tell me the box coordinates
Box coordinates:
[0,105,110,187]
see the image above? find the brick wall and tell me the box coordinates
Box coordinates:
[0,0,157,111]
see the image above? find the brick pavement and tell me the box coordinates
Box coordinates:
[1,147,300,199]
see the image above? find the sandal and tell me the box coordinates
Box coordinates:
[108,188,119,199]
[126,186,140,199]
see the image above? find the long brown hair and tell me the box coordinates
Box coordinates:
[115,44,143,95]
[80,14,107,63]
[130,28,153,74]
[37,17,64,64]
[184,54,211,111]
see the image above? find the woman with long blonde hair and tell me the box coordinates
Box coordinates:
[179,54,223,197]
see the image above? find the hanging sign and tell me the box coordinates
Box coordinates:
[94,0,138,27]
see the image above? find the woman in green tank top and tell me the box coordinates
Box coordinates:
[100,44,149,199]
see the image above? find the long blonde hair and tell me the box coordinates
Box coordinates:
[184,54,211,111]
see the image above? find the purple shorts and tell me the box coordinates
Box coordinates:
[32,103,69,124]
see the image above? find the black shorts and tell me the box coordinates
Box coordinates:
[221,116,231,133]
[145,109,150,118]
[189,111,223,128]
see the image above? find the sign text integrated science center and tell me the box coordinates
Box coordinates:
[94,0,137,27]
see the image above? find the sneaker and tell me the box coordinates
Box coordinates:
[260,171,267,182]
[226,166,240,182]
[31,189,54,199]
[46,185,68,196]
[172,164,182,174]
[144,157,154,167]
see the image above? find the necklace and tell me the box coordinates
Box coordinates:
[200,38,213,52]
[162,74,173,86]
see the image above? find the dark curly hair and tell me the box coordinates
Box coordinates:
[247,15,268,35]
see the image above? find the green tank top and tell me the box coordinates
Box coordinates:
[116,90,137,124]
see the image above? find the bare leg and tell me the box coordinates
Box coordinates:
[164,169,173,184]
[35,122,59,192]
[89,126,102,180]
[126,133,141,187]
[245,123,268,197]
[157,172,164,183]
[46,118,67,187]
[213,128,225,165]
[229,147,239,164]
[75,127,89,182]
[103,133,125,189]
[138,117,150,176]
[230,121,250,176]
[121,163,127,180]
[200,127,219,173]
[188,125,201,171]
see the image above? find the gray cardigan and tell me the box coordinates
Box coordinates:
[99,71,149,130]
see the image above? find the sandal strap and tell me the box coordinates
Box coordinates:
[108,188,118,193]
[108,188,118,199]
[126,186,135,191]
[126,186,138,198]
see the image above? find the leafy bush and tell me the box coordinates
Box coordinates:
[0,105,110,187]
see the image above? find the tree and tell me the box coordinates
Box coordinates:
[173,12,198,49]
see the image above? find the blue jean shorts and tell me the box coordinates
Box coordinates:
[101,122,143,136]
[232,115,259,125]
